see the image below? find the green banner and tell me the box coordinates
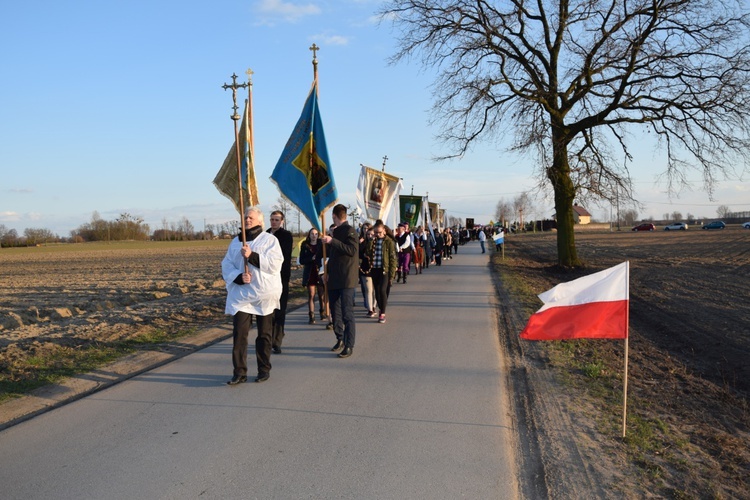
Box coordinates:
[399,195,423,227]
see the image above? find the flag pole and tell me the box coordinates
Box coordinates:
[246,68,256,208]
[622,262,631,438]
[222,73,250,275]
[222,73,250,242]
[309,43,330,318]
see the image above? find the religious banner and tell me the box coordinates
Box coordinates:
[213,99,259,214]
[398,195,422,227]
[356,165,402,223]
[421,197,433,237]
[428,202,441,231]
[270,78,337,232]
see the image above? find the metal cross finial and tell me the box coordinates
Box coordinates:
[381,155,389,171]
[222,73,250,121]
[310,43,319,60]
[246,68,254,84]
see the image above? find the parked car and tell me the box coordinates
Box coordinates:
[702,221,726,230]
[631,223,656,232]
[743,222,750,229]
[664,222,688,231]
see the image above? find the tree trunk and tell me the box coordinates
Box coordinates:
[548,128,582,268]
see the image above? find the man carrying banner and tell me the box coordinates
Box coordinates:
[321,204,359,358]
[222,207,283,384]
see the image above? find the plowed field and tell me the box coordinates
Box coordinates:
[498,225,750,498]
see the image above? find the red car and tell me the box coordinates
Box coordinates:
[632,223,655,232]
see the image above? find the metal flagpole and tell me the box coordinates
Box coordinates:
[222,73,250,272]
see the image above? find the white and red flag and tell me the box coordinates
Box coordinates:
[520,261,629,340]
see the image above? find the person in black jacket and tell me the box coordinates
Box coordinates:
[320,204,359,358]
[267,210,293,354]
[298,227,325,324]
[433,229,444,266]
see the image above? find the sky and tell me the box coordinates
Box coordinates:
[2,0,749,238]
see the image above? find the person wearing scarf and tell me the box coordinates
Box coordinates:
[221,207,283,384]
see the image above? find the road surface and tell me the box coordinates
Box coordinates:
[0,241,518,499]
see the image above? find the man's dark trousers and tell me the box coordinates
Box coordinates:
[329,287,356,348]
[232,312,273,377]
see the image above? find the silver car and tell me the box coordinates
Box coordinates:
[664,222,688,230]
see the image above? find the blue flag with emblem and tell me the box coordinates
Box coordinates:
[270,80,337,232]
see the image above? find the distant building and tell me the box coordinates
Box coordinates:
[573,204,592,225]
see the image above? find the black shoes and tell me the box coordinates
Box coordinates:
[331,340,344,351]
[255,373,270,383]
[227,375,247,386]
[272,345,282,354]
[338,347,353,358]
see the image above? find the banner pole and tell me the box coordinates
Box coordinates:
[222,74,248,243]
[222,73,250,274]
[321,213,329,320]
[308,44,328,318]
[246,68,256,208]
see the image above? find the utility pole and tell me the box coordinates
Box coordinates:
[616,189,621,231]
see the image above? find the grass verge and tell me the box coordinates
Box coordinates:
[0,327,199,404]
[490,249,701,495]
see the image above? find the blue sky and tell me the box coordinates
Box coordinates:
[2,0,748,237]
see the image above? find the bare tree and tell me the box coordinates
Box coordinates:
[272,196,293,222]
[495,199,513,226]
[1,227,18,247]
[716,205,731,218]
[381,0,750,267]
[178,217,195,240]
[513,192,532,228]
[23,228,57,245]
[621,209,639,226]
[671,211,683,222]
[348,205,361,228]
[0,224,19,248]
[447,215,463,227]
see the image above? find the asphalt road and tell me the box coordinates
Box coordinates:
[0,241,518,499]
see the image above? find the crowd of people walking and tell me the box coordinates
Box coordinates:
[221,205,489,384]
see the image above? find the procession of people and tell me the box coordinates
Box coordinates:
[221,207,491,384]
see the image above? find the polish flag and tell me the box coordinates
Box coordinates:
[520,261,629,340]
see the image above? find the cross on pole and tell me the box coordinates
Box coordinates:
[221,72,251,251]
[310,43,319,78]
[221,73,249,121]
[381,155,388,171]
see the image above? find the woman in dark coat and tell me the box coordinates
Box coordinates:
[298,228,325,324]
